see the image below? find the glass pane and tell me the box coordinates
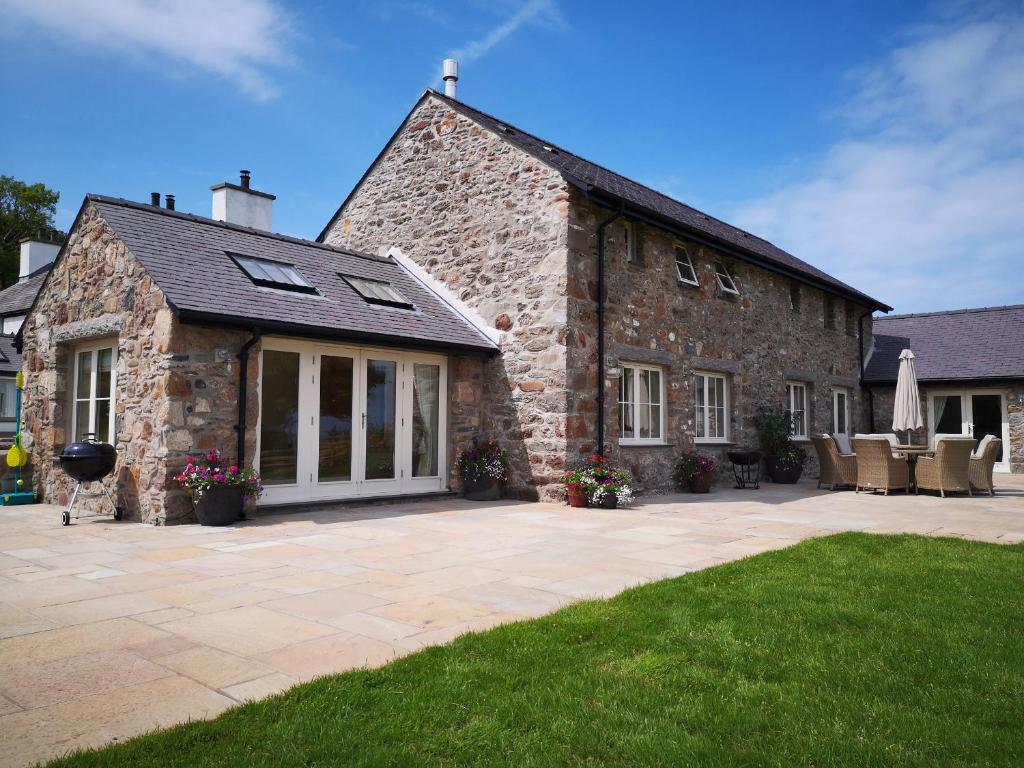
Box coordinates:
[97,348,113,399]
[95,400,111,443]
[639,402,651,439]
[970,394,1004,461]
[260,350,300,485]
[715,407,726,438]
[259,261,291,283]
[412,364,440,477]
[933,395,963,434]
[793,410,805,437]
[365,359,397,480]
[281,265,310,287]
[620,401,634,439]
[239,257,271,281]
[836,392,847,434]
[709,403,719,438]
[695,376,705,438]
[76,351,93,399]
[649,404,661,439]
[318,355,354,482]
[639,369,651,406]
[75,400,91,442]
[0,380,14,418]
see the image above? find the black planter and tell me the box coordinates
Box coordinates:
[463,477,502,501]
[598,492,618,508]
[765,456,804,484]
[194,485,243,526]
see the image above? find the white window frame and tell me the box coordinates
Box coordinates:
[832,387,850,438]
[618,363,666,446]
[675,246,699,286]
[623,221,637,264]
[694,371,729,443]
[714,262,739,295]
[785,381,809,440]
[71,339,117,444]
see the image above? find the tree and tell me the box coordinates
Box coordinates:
[0,176,64,289]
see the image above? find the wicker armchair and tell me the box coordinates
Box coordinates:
[852,437,910,495]
[969,436,1001,496]
[811,435,857,490]
[915,437,976,497]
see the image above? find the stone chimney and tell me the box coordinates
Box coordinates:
[210,170,276,231]
[19,233,61,282]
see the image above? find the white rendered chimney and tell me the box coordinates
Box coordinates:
[211,170,276,231]
[19,235,60,282]
[442,59,458,98]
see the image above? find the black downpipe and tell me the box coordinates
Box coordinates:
[595,205,624,456]
[858,311,874,431]
[235,329,261,466]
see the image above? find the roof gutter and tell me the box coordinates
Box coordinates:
[570,182,893,313]
[175,309,498,357]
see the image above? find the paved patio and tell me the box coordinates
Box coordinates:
[1,478,1022,767]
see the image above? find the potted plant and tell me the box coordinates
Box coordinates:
[674,451,717,493]
[456,439,510,501]
[174,449,263,526]
[754,406,808,484]
[563,454,634,509]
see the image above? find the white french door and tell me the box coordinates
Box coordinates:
[927,389,1010,473]
[256,339,447,504]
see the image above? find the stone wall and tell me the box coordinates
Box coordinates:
[324,94,571,500]
[21,202,261,524]
[22,202,176,523]
[872,383,1024,474]
[566,193,873,492]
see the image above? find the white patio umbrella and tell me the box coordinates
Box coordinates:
[892,348,923,443]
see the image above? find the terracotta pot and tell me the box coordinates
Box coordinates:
[688,474,714,494]
[567,488,589,507]
[463,477,502,501]
[194,485,243,526]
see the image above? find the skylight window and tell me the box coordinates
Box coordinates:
[714,262,739,296]
[342,275,414,309]
[230,253,316,294]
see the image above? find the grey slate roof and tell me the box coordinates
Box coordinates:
[0,335,23,376]
[322,90,889,311]
[85,196,496,354]
[864,305,1024,384]
[0,270,48,318]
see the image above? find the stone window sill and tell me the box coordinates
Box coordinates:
[619,442,675,449]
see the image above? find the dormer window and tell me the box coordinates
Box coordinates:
[675,247,698,286]
[230,253,316,294]
[342,275,414,309]
[714,262,739,296]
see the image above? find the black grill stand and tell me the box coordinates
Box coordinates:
[727,450,762,490]
[62,481,124,526]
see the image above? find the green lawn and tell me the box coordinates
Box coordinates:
[47,534,1023,767]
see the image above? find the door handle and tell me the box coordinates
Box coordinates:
[361,413,366,429]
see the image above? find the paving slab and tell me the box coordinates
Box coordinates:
[0,475,1021,767]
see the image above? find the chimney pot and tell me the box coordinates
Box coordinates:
[442,58,458,98]
[150,192,160,206]
[165,194,175,211]
[240,169,251,189]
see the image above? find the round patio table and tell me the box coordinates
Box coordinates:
[897,446,934,488]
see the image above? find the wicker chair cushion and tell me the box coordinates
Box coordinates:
[931,433,962,449]
[973,434,994,458]
[834,433,852,455]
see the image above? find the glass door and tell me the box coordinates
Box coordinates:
[258,341,447,504]
[360,355,402,495]
[927,390,1009,473]
[968,392,1008,473]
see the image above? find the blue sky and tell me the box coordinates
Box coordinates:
[1,0,1021,313]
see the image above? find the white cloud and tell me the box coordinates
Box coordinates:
[731,9,1024,313]
[0,0,295,101]
[450,0,564,63]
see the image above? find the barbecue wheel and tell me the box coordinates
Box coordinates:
[114,507,124,521]
[61,512,70,526]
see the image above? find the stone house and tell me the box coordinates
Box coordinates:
[320,89,890,497]
[866,305,1023,474]
[20,89,892,522]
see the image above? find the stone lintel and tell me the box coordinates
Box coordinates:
[51,315,125,345]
